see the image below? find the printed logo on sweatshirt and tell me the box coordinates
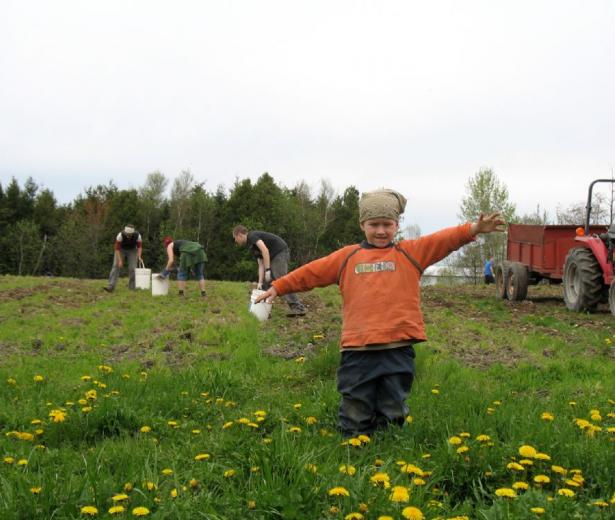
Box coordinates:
[354,261,396,274]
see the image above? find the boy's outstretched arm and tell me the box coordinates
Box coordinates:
[470,213,506,236]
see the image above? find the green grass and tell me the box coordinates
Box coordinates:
[0,276,614,519]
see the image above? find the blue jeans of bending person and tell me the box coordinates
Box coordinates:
[337,345,415,437]
[177,262,205,281]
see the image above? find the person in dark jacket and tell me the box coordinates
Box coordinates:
[158,236,207,297]
[103,225,143,292]
[233,225,306,316]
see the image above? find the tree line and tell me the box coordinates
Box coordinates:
[0,172,365,280]
[1,168,611,282]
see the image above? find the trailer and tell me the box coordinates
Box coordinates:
[495,179,615,314]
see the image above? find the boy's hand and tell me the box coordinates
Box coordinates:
[471,213,506,235]
[255,286,278,304]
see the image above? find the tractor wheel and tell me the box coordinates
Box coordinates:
[609,283,615,316]
[563,248,602,312]
[506,262,528,301]
[495,262,508,299]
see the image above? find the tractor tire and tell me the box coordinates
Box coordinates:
[563,248,602,312]
[495,262,508,299]
[506,262,528,301]
[609,283,615,316]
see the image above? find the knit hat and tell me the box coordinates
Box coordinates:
[124,225,135,234]
[359,189,407,222]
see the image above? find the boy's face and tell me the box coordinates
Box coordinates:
[360,218,399,248]
[233,232,247,246]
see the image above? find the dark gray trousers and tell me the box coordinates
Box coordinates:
[107,248,138,290]
[337,346,415,436]
[267,249,305,311]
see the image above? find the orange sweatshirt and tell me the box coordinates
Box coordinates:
[272,223,474,348]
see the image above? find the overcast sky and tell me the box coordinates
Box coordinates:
[1,0,614,234]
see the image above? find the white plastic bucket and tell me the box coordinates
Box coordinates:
[151,274,169,296]
[249,289,272,321]
[135,260,151,290]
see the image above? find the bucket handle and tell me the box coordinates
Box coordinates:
[138,259,146,269]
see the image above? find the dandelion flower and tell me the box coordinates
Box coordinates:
[507,462,524,471]
[139,426,151,433]
[348,438,362,447]
[305,416,318,425]
[109,506,125,515]
[111,494,129,502]
[431,388,440,395]
[541,412,555,421]
[593,501,609,507]
[328,486,350,497]
[33,375,44,382]
[448,436,462,446]
[288,426,301,433]
[495,488,517,498]
[476,434,491,442]
[344,514,363,520]
[390,485,410,502]
[194,453,210,461]
[30,487,42,494]
[247,500,256,509]
[3,457,15,465]
[557,488,575,497]
[305,463,317,473]
[530,507,545,515]
[512,481,529,490]
[339,464,356,475]
[170,488,178,498]
[17,459,28,466]
[456,446,469,454]
[357,434,370,443]
[223,469,236,478]
[370,472,391,488]
[132,507,150,516]
[402,506,424,519]
[534,453,551,461]
[518,445,537,458]
[534,475,550,484]
[80,506,98,516]
[378,516,394,520]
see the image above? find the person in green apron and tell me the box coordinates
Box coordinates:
[159,237,207,297]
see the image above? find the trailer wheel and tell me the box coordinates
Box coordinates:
[495,262,508,299]
[609,283,615,316]
[506,262,528,301]
[563,248,602,312]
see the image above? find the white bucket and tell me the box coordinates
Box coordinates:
[135,261,151,290]
[151,274,169,296]
[249,289,272,321]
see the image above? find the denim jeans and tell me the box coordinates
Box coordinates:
[337,346,415,436]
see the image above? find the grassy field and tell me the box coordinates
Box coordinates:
[0,275,614,520]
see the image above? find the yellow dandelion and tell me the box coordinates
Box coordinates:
[507,462,524,471]
[405,415,413,424]
[339,464,356,476]
[413,478,426,486]
[33,375,44,382]
[357,434,371,443]
[247,500,256,509]
[109,506,125,515]
[80,506,98,516]
[448,436,462,445]
[170,488,178,498]
[456,446,469,454]
[144,482,157,491]
[161,468,173,476]
[223,469,236,478]
[132,507,150,516]
[512,481,529,490]
[30,487,42,494]
[495,488,517,498]
[344,514,363,520]
[139,426,151,433]
[534,453,551,461]
[328,486,350,497]
[533,475,550,484]
[476,434,491,442]
[401,506,424,520]
[305,416,318,425]
[348,438,362,447]
[389,485,410,503]
[222,421,233,429]
[305,463,317,473]
[557,488,575,497]
[123,482,133,492]
[194,453,210,461]
[518,445,537,458]
[111,493,129,502]
[541,412,554,421]
[593,501,609,507]
[530,507,545,515]
[431,388,440,395]
[370,472,391,488]
[551,465,567,475]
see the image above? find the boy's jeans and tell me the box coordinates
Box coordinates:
[337,346,415,437]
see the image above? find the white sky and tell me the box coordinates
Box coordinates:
[1,0,614,234]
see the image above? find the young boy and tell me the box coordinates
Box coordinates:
[255,189,505,436]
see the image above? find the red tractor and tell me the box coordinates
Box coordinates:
[495,179,615,314]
